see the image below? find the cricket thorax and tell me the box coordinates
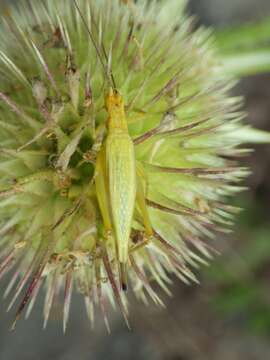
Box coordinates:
[105,89,128,131]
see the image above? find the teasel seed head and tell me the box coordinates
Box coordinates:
[0,0,269,331]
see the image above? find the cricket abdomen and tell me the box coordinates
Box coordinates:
[106,132,136,265]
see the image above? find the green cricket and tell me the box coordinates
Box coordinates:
[95,88,153,291]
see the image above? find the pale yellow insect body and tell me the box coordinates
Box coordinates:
[95,88,138,289]
[106,90,137,275]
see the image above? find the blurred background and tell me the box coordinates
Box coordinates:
[1,0,270,359]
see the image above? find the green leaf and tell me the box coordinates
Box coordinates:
[215,18,270,76]
[215,18,270,55]
[221,51,270,76]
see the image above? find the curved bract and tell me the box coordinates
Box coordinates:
[0,0,268,330]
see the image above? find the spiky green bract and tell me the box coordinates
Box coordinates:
[0,0,268,330]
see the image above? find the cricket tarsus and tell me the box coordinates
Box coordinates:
[120,263,128,291]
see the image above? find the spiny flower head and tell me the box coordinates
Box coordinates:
[0,0,269,331]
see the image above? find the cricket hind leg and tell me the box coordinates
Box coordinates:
[94,146,113,239]
[131,162,153,253]
[95,147,127,291]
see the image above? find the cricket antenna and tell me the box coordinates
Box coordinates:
[72,0,117,90]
